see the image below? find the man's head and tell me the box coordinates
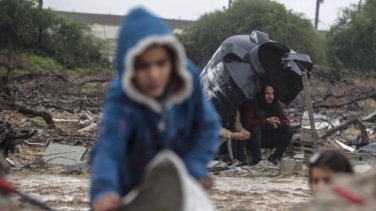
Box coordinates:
[133,44,174,99]
[264,85,275,104]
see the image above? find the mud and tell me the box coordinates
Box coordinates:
[7,173,310,211]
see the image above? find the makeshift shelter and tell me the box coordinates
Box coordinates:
[200,30,313,121]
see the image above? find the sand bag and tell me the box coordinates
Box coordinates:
[120,150,214,211]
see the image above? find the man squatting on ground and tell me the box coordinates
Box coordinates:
[219,110,250,166]
[89,8,220,211]
[240,85,293,165]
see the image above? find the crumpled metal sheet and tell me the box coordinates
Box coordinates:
[200,30,313,121]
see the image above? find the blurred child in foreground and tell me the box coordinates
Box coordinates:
[89,7,220,211]
[308,149,354,195]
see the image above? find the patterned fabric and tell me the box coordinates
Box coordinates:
[89,7,220,204]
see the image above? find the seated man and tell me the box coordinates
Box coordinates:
[240,85,293,166]
[218,110,250,166]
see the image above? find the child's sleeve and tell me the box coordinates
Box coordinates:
[182,65,220,179]
[89,83,134,204]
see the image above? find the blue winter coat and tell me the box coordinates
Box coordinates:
[89,7,220,204]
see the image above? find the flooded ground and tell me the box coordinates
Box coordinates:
[7,173,310,211]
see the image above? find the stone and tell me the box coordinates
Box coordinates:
[294,154,305,160]
[243,161,280,177]
[63,162,89,174]
[279,158,303,175]
[207,160,221,168]
[354,165,372,174]
[43,143,87,165]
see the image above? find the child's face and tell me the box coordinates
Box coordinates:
[310,167,335,195]
[133,45,172,98]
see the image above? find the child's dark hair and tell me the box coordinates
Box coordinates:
[308,149,354,185]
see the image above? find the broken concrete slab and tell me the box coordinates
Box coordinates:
[279,158,303,175]
[294,154,305,160]
[43,143,87,165]
[300,111,341,143]
[301,111,340,128]
[354,165,372,174]
[353,143,376,156]
[207,160,222,168]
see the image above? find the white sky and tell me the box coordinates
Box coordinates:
[43,0,361,30]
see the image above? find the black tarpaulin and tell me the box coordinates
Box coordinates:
[200,30,313,122]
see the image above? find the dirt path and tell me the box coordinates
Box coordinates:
[7,173,310,211]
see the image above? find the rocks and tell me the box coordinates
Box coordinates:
[279,158,303,175]
[243,161,280,177]
[353,165,372,174]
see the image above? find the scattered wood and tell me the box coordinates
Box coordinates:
[320,117,368,148]
[1,70,376,168]
[53,119,79,123]
[23,140,45,147]
[78,123,97,133]
[7,102,55,129]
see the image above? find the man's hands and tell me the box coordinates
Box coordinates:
[266,116,281,127]
[93,193,120,211]
[231,130,250,141]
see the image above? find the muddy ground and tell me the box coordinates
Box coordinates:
[7,172,310,211]
[1,71,376,210]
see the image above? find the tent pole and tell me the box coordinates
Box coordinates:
[302,70,319,152]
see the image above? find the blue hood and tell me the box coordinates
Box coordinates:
[115,7,193,113]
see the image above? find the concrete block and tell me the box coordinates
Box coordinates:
[354,165,372,174]
[294,154,305,160]
[300,127,326,143]
[279,158,303,175]
[43,143,87,165]
[207,160,220,168]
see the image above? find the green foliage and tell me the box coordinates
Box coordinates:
[326,0,376,72]
[0,0,109,69]
[178,0,327,68]
[46,18,105,68]
[24,54,62,72]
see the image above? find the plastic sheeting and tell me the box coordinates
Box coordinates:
[200,30,313,122]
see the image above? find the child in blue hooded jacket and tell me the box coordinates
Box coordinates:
[89,7,220,211]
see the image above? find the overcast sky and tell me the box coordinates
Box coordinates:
[43,0,360,30]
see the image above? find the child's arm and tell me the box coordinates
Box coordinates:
[90,84,134,207]
[182,64,220,180]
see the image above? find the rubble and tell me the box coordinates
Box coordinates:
[353,165,372,174]
[279,158,303,175]
[1,67,376,209]
[42,143,87,166]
